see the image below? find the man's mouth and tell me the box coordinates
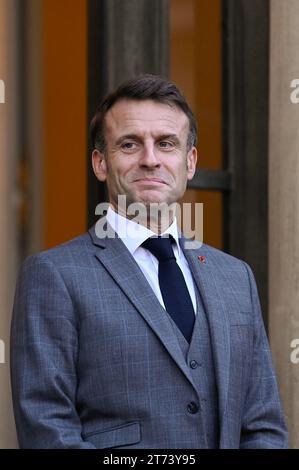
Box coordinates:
[133,178,167,185]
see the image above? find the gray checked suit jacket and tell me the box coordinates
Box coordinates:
[10,223,288,448]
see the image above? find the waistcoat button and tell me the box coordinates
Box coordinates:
[187,401,199,414]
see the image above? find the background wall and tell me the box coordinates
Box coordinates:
[41,0,87,249]
[0,0,18,449]
[269,0,299,448]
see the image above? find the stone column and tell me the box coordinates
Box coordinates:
[0,0,18,448]
[269,0,299,449]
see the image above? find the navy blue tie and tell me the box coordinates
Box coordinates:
[142,236,195,342]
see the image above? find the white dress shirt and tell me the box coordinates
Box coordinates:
[106,206,197,313]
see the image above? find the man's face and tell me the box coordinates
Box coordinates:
[92,99,197,210]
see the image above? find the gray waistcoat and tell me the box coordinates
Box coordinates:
[170,283,220,448]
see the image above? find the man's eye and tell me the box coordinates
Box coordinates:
[159,141,174,149]
[121,142,137,151]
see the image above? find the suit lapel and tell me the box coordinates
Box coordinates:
[181,239,230,423]
[89,226,196,390]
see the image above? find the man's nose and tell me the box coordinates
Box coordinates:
[139,144,161,167]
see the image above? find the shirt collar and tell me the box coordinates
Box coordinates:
[106,206,181,256]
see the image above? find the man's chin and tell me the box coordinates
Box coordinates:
[126,192,162,205]
[139,198,172,207]
[117,190,178,209]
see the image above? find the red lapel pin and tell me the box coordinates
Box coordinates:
[198,255,206,264]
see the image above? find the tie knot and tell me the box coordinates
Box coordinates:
[142,236,176,262]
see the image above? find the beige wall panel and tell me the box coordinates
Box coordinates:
[0,0,18,449]
[269,0,299,448]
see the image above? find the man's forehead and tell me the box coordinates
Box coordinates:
[105,99,189,131]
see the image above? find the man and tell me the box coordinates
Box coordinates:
[11,75,288,448]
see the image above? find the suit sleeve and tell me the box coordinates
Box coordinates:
[239,263,288,448]
[10,255,96,449]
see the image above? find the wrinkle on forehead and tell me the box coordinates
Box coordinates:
[105,99,189,136]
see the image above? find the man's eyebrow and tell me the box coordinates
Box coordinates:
[115,133,181,145]
[115,133,182,147]
[115,134,141,145]
[157,134,180,143]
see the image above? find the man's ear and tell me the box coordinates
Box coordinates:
[187,146,197,180]
[92,149,107,182]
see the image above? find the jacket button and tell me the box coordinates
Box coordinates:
[189,360,198,369]
[187,401,199,414]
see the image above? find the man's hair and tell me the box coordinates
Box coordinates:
[90,74,197,153]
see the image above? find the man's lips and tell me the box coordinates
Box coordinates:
[133,178,167,185]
